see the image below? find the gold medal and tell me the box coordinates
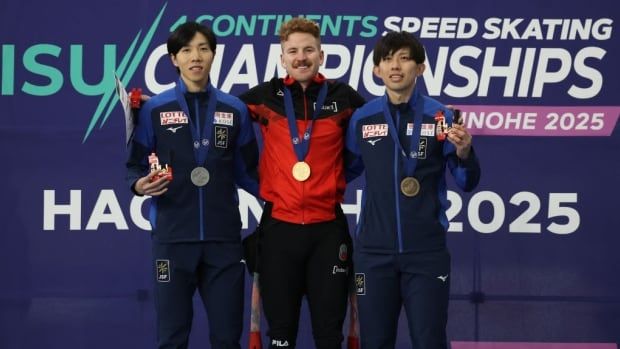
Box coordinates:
[400,177,420,197]
[292,161,311,182]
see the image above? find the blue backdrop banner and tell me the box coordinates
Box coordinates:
[1,0,618,348]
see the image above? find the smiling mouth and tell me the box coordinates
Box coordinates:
[292,60,311,69]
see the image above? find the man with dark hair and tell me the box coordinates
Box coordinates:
[345,31,481,348]
[239,17,365,349]
[126,21,258,349]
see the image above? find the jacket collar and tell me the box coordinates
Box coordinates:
[282,73,326,87]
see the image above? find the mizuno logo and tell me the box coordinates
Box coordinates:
[367,138,382,146]
[167,126,183,133]
[437,274,449,282]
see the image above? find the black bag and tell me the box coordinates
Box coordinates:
[242,226,261,274]
[242,202,272,275]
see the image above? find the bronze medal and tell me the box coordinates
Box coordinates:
[190,167,210,187]
[400,177,420,197]
[292,161,311,182]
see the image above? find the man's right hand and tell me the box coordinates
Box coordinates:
[134,171,170,196]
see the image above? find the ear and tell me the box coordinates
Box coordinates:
[319,50,325,66]
[416,63,426,77]
[170,54,178,67]
[373,65,381,78]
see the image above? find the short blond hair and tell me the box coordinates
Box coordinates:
[279,17,321,43]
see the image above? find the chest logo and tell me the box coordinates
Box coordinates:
[417,137,428,159]
[362,123,388,138]
[160,111,188,125]
[355,273,366,295]
[215,126,229,148]
[214,111,234,126]
[166,126,183,133]
[156,259,171,282]
[367,138,382,146]
[421,123,435,136]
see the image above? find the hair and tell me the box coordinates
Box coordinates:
[372,31,425,66]
[167,21,217,56]
[279,17,321,43]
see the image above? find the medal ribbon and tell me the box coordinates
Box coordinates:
[283,82,328,162]
[174,79,217,166]
[381,88,425,177]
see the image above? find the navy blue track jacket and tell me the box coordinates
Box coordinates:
[345,87,480,253]
[126,78,259,243]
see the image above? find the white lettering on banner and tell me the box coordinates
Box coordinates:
[219,44,259,92]
[43,189,148,231]
[42,189,578,235]
[145,43,382,96]
[142,42,606,101]
[84,190,128,230]
[446,191,580,234]
[383,17,478,39]
[482,18,613,41]
[461,107,615,136]
[424,46,605,100]
[43,190,82,230]
[130,195,151,230]
[41,189,283,231]
[466,111,538,131]
[2,15,611,103]
[382,17,613,41]
[238,190,264,230]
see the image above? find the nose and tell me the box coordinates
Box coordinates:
[389,58,401,70]
[295,50,307,61]
[190,48,201,61]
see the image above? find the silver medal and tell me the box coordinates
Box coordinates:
[190,167,210,187]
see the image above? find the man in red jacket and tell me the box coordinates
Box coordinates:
[239,17,365,349]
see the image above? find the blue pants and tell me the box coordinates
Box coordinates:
[354,249,450,349]
[152,241,245,349]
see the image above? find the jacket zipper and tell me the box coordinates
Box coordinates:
[301,91,309,224]
[394,113,403,253]
[196,98,205,240]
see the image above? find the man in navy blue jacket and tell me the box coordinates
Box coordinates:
[126,22,258,349]
[345,31,481,348]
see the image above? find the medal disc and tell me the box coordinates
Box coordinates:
[400,177,420,197]
[190,167,210,187]
[292,161,311,182]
